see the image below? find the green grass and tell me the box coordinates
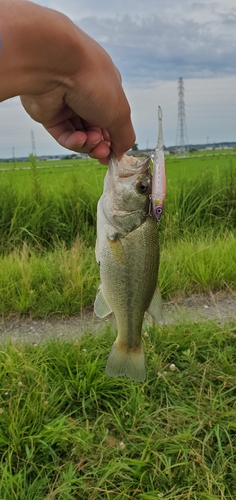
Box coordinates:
[1,322,236,499]
[165,150,236,184]
[0,232,235,318]
[163,160,236,236]
[0,152,236,316]
[0,240,99,317]
[159,231,236,298]
[0,157,107,252]
[0,158,106,193]
[1,152,236,498]
[0,154,236,252]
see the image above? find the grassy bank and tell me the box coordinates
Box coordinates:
[0,160,101,251]
[159,231,236,298]
[1,155,236,252]
[1,154,236,500]
[1,322,236,499]
[0,240,98,317]
[0,232,235,318]
[0,154,235,316]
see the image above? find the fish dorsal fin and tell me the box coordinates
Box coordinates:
[94,285,112,318]
[147,282,164,324]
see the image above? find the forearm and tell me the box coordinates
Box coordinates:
[0,0,84,100]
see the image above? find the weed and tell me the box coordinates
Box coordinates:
[0,155,236,316]
[0,322,236,498]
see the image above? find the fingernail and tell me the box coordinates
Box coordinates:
[76,139,86,147]
[91,140,101,147]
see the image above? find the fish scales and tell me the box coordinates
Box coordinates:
[94,152,163,382]
[99,216,159,350]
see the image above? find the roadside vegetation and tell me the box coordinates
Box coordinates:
[0,152,235,317]
[1,322,236,499]
[0,151,236,499]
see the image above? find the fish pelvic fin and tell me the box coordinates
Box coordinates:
[105,341,146,383]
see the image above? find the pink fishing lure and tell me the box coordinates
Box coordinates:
[151,106,166,220]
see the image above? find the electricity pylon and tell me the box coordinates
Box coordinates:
[31,129,37,158]
[175,77,189,154]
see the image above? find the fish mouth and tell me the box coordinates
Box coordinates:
[109,153,150,178]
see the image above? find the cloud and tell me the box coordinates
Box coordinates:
[77,12,236,83]
[0,0,235,157]
[45,0,236,83]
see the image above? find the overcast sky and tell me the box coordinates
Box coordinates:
[0,0,236,157]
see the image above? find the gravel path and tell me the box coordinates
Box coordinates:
[0,292,235,344]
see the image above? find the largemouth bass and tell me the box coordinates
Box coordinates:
[94,151,163,382]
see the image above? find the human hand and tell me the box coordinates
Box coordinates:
[0,1,135,164]
[21,51,134,165]
[20,11,135,164]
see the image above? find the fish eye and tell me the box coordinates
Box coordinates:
[136,179,150,195]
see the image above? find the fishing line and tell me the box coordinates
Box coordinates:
[158,221,185,241]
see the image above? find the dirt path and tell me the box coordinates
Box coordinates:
[0,292,235,344]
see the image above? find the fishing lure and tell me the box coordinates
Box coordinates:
[151,106,166,220]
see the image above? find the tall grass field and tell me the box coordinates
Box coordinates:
[0,151,236,499]
[0,152,235,316]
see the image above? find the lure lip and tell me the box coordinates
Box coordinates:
[151,106,166,220]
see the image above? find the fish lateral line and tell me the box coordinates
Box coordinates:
[158,221,185,240]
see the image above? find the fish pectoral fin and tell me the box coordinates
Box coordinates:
[105,341,146,383]
[94,286,112,318]
[147,282,164,324]
[108,237,126,266]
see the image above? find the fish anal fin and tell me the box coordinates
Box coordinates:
[95,237,99,263]
[94,286,112,318]
[105,341,146,382]
[147,282,164,324]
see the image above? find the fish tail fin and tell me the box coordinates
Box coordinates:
[105,341,146,382]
